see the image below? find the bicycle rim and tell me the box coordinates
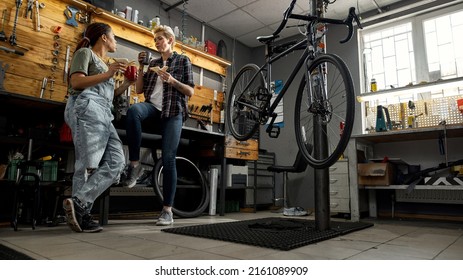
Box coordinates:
[295,53,355,169]
[152,157,209,218]
[226,64,265,141]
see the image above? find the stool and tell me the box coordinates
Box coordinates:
[11,161,43,231]
[267,144,312,212]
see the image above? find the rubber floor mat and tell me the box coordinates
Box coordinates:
[0,244,34,260]
[162,217,373,251]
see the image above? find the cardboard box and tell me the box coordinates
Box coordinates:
[357,163,394,186]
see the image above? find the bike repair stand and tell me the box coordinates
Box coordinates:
[314,116,330,231]
[313,0,330,232]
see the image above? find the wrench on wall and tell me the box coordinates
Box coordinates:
[9,0,23,46]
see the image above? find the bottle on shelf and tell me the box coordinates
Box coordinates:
[370,78,377,92]
[151,16,161,30]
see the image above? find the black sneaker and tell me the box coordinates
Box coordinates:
[63,197,84,233]
[122,164,144,188]
[118,165,129,184]
[81,214,103,233]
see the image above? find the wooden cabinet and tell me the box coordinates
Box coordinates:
[224,135,258,160]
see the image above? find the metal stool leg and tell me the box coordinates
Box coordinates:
[11,181,20,231]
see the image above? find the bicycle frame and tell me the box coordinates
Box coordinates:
[233,1,360,137]
[233,26,319,136]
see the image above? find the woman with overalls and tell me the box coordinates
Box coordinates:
[63,22,136,233]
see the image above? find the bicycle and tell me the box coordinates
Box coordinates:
[226,0,362,169]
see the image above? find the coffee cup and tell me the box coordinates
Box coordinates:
[142,51,152,65]
[124,65,137,81]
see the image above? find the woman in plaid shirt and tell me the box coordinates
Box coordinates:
[123,25,194,226]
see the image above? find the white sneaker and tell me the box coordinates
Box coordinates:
[283,207,308,216]
[156,210,174,226]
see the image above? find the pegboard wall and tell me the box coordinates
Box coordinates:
[366,95,463,129]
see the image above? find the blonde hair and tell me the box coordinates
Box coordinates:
[153,25,176,49]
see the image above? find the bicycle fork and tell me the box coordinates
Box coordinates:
[305,58,331,123]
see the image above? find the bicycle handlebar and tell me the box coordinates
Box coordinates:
[340,7,363,43]
[270,0,363,44]
[271,0,297,37]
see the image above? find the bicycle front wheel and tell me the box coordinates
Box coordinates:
[152,157,209,218]
[295,53,355,169]
[226,64,265,141]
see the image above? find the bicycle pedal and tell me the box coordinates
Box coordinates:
[267,125,281,138]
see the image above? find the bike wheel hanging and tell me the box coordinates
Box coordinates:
[226,64,266,141]
[152,157,209,218]
[295,53,355,169]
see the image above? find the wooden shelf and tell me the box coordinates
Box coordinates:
[63,0,231,76]
[358,76,463,101]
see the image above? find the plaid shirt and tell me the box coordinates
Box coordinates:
[142,51,194,121]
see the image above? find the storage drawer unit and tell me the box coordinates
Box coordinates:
[329,160,350,213]
[246,152,276,208]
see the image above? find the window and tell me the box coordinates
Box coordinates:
[362,22,416,92]
[423,10,463,98]
[359,5,463,99]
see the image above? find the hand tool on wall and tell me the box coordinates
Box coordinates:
[48,77,54,99]
[0,61,10,90]
[39,77,47,98]
[0,9,7,41]
[9,0,22,46]
[35,0,41,31]
[25,0,33,19]
[0,46,24,55]
[64,6,79,27]
[64,45,70,82]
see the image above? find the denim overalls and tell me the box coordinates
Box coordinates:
[64,66,125,212]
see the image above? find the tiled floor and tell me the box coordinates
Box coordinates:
[0,211,462,260]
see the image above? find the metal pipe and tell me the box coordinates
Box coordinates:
[313,0,330,231]
[164,0,188,12]
[371,0,383,14]
[314,115,330,231]
[209,168,218,215]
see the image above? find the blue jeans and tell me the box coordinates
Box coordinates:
[125,102,183,207]
[64,80,125,212]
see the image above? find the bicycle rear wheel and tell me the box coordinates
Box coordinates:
[295,53,355,169]
[226,64,265,141]
[152,157,209,218]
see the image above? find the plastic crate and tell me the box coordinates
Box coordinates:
[7,160,58,182]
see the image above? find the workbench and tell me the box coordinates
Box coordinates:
[346,124,463,221]
[96,125,227,225]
